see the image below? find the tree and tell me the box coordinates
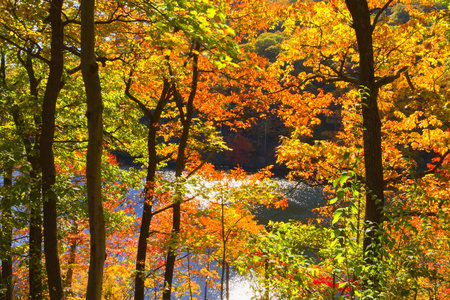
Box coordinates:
[107,1,270,298]
[81,0,106,297]
[0,168,13,300]
[273,0,449,295]
[1,0,448,298]
[39,0,66,297]
[343,0,385,271]
[0,8,47,299]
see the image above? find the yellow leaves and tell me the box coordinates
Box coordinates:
[221,27,235,37]
[199,268,219,279]
[277,135,364,185]
[282,18,296,35]
[418,115,443,128]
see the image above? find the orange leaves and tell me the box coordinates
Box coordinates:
[278,90,333,136]
[277,137,363,185]
[199,267,219,280]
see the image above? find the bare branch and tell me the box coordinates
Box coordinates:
[67,65,81,75]
[375,66,408,88]
[320,61,359,85]
[124,72,154,119]
[371,0,395,32]
[405,71,415,91]
[385,150,450,185]
[186,150,216,178]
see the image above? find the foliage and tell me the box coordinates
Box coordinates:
[1,0,449,299]
[253,32,288,61]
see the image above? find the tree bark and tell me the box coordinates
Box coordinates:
[15,53,43,300]
[0,168,13,300]
[29,171,43,300]
[40,0,65,298]
[133,81,171,300]
[344,0,385,266]
[80,0,106,298]
[162,42,200,300]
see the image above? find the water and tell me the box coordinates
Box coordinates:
[254,179,325,225]
[130,171,325,299]
[154,170,325,224]
[184,175,324,300]
[217,179,324,300]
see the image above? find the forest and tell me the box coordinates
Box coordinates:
[0,0,449,299]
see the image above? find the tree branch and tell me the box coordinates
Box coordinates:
[320,61,359,85]
[186,150,216,179]
[371,0,395,32]
[375,66,408,88]
[124,72,154,119]
[405,71,415,91]
[385,150,450,185]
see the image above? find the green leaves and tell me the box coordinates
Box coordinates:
[333,172,349,188]
[332,208,344,225]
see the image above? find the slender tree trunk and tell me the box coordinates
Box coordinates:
[226,262,230,300]
[40,0,65,298]
[203,251,210,300]
[134,135,157,300]
[220,194,226,300]
[81,0,106,298]
[344,0,385,268]
[1,168,13,300]
[12,105,43,300]
[132,80,171,300]
[161,126,185,300]
[162,42,200,300]
[0,53,12,300]
[16,53,43,300]
[29,170,43,300]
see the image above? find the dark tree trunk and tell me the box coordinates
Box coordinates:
[344,0,385,265]
[162,42,200,300]
[29,170,43,300]
[15,53,43,300]
[1,168,13,300]
[81,0,106,298]
[134,81,171,300]
[0,53,12,300]
[40,0,65,298]
[133,164,156,300]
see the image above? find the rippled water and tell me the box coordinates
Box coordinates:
[254,178,325,225]
[173,174,325,300]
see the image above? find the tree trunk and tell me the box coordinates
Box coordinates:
[15,53,43,300]
[344,0,385,267]
[134,131,157,300]
[0,168,13,300]
[29,170,43,300]
[12,107,43,300]
[40,0,65,297]
[134,81,171,300]
[162,42,200,300]
[81,0,106,298]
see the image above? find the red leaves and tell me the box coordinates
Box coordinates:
[310,273,359,296]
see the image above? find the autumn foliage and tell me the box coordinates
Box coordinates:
[0,0,449,299]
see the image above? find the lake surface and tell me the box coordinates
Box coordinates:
[137,171,325,300]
